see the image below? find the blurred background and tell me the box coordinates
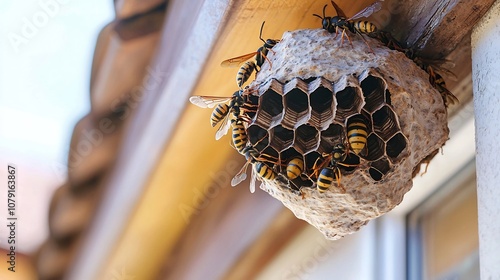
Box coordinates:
[0,0,487,279]
[0,1,114,279]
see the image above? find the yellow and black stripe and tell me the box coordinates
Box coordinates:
[236,60,256,88]
[353,20,377,34]
[347,118,368,155]
[210,103,229,127]
[253,162,276,181]
[231,120,248,154]
[286,157,304,180]
[317,167,334,193]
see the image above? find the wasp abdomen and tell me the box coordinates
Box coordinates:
[211,103,230,127]
[254,162,276,181]
[232,120,248,154]
[354,21,377,34]
[286,157,304,180]
[317,167,334,193]
[347,120,368,155]
[237,61,257,88]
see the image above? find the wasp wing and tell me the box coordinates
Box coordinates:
[189,96,232,109]
[330,0,347,18]
[231,173,247,187]
[348,1,383,20]
[436,84,459,106]
[215,114,232,140]
[428,63,458,81]
[220,52,257,68]
[231,162,250,187]
[250,165,257,193]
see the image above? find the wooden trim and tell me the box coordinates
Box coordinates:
[387,0,496,58]
[67,0,234,279]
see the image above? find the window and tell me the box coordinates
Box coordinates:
[407,160,479,280]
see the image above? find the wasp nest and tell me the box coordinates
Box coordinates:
[246,29,449,239]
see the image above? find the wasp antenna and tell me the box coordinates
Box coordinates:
[313,13,323,19]
[323,4,327,18]
[259,21,266,43]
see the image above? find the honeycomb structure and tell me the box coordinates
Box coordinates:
[242,29,449,239]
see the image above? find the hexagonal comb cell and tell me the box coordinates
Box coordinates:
[368,168,383,181]
[386,132,408,161]
[282,78,310,130]
[365,133,385,161]
[308,77,336,130]
[304,151,322,178]
[247,124,268,152]
[255,79,283,129]
[333,76,364,123]
[294,124,319,154]
[368,157,391,181]
[269,125,294,152]
[370,158,391,177]
[318,123,343,154]
[260,146,280,161]
[359,70,387,113]
[258,146,281,171]
[372,106,401,141]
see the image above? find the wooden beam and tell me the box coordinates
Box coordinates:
[71,0,236,279]
[158,155,285,280]
[386,0,496,58]
[222,208,309,280]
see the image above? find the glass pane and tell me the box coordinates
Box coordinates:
[407,164,479,280]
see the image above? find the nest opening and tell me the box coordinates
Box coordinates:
[361,75,386,112]
[386,132,407,160]
[294,124,319,154]
[270,125,294,152]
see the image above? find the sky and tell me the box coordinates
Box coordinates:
[0,0,114,253]
[0,0,114,166]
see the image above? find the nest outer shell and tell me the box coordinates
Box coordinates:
[248,29,449,240]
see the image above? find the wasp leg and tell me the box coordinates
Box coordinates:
[358,32,374,53]
[260,52,274,70]
[340,29,353,48]
[334,167,346,193]
[309,155,331,179]
[333,26,340,39]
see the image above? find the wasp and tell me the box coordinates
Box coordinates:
[286,157,304,180]
[373,30,407,52]
[424,64,459,107]
[231,118,248,154]
[231,147,279,193]
[221,21,279,88]
[189,89,257,140]
[312,143,358,193]
[347,116,368,156]
[432,73,459,106]
[410,56,459,107]
[313,1,383,52]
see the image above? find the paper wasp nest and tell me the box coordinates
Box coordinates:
[245,29,449,239]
